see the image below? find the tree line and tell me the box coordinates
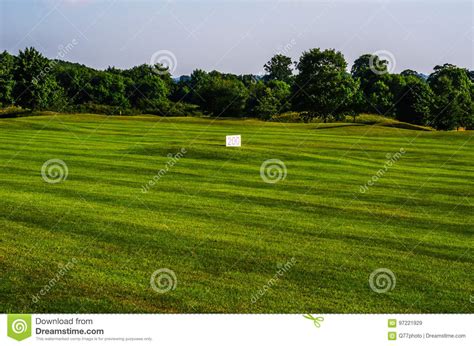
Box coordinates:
[0,47,473,130]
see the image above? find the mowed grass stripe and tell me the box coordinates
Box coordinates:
[0,114,472,313]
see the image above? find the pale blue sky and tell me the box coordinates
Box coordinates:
[1,0,472,76]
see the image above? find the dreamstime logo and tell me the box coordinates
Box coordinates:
[369,268,396,293]
[7,314,32,341]
[11,319,28,334]
[41,159,68,183]
[369,50,396,75]
[260,159,287,184]
[150,268,177,293]
[150,50,177,75]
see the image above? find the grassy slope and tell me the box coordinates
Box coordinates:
[0,114,472,313]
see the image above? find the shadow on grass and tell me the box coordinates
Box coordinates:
[0,109,33,119]
[381,122,433,131]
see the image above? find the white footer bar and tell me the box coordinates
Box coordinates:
[1,314,472,345]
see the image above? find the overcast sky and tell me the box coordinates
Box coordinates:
[1,0,472,76]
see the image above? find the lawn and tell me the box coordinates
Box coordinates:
[0,113,472,313]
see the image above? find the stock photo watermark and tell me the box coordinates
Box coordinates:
[260,159,287,184]
[359,148,405,193]
[250,257,296,304]
[150,50,178,75]
[31,257,78,304]
[141,148,187,193]
[150,268,177,294]
[41,159,69,184]
[369,268,396,294]
[369,50,396,75]
[33,38,79,84]
[7,314,32,341]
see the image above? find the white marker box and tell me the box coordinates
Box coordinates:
[226,135,241,147]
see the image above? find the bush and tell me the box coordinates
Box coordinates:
[0,106,31,118]
[270,112,302,123]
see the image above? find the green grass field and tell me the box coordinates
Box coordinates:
[0,114,472,313]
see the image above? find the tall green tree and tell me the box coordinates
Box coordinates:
[468,70,474,83]
[0,51,15,107]
[253,90,279,119]
[194,71,248,117]
[367,79,394,115]
[248,80,291,119]
[351,54,389,81]
[13,47,65,110]
[395,74,433,125]
[264,54,294,84]
[55,61,95,105]
[293,48,358,122]
[120,64,170,109]
[351,53,393,114]
[171,69,211,106]
[428,64,473,130]
[87,71,130,108]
